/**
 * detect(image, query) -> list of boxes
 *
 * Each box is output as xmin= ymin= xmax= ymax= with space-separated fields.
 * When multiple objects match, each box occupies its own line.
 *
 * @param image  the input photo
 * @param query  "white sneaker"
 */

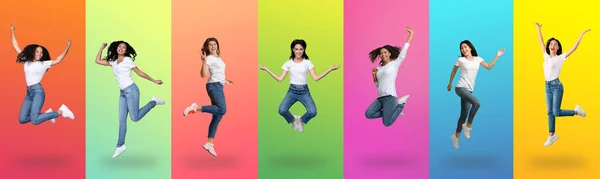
xmin=400 ymin=112 xmax=405 ymax=116
xmin=397 ymin=95 xmax=410 ymax=104
xmin=152 ymin=96 xmax=166 ymax=105
xmin=296 ymin=116 xmax=304 ymax=132
xmin=450 ymin=135 xmax=459 ymax=149
xmin=203 ymin=142 xmax=217 ymax=156
xmin=183 ymin=103 xmax=198 ymax=116
xmin=544 ymin=135 xmax=559 ymax=147
xmin=46 ymin=108 xmax=56 ymax=124
xmin=292 ymin=115 xmax=300 ymax=131
xmin=59 ymin=104 xmax=75 ymax=120
xmin=112 ymin=145 xmax=127 ymax=158
xmin=575 ymin=105 xmax=586 ymax=117
xmin=462 ymin=124 xmax=472 ymax=139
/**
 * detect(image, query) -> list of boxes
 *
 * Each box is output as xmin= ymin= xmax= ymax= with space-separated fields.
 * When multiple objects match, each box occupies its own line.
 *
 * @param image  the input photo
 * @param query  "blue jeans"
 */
xmin=200 ymin=82 xmax=227 ymax=138
xmin=18 ymin=83 xmax=59 ymax=125
xmin=278 ymin=84 xmax=317 ymax=124
xmin=365 ymin=95 xmax=405 ymax=127
xmin=117 ymin=83 xmax=157 ymax=147
xmin=545 ymin=79 xmax=575 ymax=133
xmin=455 ymin=87 xmax=480 ymax=133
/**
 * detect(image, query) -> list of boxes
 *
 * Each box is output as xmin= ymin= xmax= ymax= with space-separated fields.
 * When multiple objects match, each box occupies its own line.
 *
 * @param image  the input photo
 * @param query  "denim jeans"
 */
xmin=365 ymin=95 xmax=405 ymax=127
xmin=117 ymin=83 xmax=157 ymax=147
xmin=18 ymin=83 xmax=59 ymax=125
xmin=545 ymin=79 xmax=575 ymax=132
xmin=200 ymin=82 xmax=226 ymax=138
xmin=278 ymin=84 xmax=317 ymax=124
xmin=455 ymin=87 xmax=480 ymax=133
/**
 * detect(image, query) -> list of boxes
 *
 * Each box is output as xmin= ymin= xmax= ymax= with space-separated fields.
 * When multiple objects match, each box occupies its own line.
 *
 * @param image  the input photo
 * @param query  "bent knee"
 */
xmin=307 ymin=110 xmax=317 ymax=117
xmin=18 ymin=118 xmax=29 ymax=124
xmin=383 ymin=121 xmax=394 ymax=127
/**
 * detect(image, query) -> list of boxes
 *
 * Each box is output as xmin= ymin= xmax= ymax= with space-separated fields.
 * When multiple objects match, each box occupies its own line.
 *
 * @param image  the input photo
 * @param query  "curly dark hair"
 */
xmin=16 ymin=44 xmax=51 ymax=63
xmin=369 ymin=45 xmax=401 ymax=65
xmin=105 ymin=41 xmax=137 ymax=61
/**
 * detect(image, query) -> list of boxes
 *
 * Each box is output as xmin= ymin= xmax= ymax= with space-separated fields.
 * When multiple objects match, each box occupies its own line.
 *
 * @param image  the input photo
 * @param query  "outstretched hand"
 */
xmin=496 ymin=48 xmax=505 ymax=57
xmin=330 ymin=64 xmax=340 ymax=71
xmin=535 ymin=22 xmax=542 ymax=28
xmin=259 ymin=65 xmax=268 ymax=71
xmin=582 ymin=29 xmax=591 ymax=35
xmin=226 ymin=79 xmax=233 ymax=85
xmin=406 ymin=27 xmax=413 ymax=34
xmin=66 ymin=40 xmax=72 ymax=46
xmin=10 ymin=24 xmax=15 ymax=31
xmin=154 ymin=80 xmax=163 ymax=85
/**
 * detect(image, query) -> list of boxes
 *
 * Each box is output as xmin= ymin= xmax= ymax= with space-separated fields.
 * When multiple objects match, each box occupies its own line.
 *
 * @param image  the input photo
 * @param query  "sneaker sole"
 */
xmin=203 ymin=146 xmax=217 ymax=157
xmin=113 ymin=150 xmax=126 ymax=158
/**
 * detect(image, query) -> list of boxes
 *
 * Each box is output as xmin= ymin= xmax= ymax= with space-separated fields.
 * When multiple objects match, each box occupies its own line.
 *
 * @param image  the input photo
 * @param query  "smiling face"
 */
xmin=460 ymin=43 xmax=472 ymax=57
xmin=34 ymin=47 xmax=44 ymax=61
xmin=208 ymin=41 xmax=218 ymax=55
xmin=293 ymin=44 xmax=304 ymax=59
xmin=548 ymin=39 xmax=560 ymax=55
xmin=117 ymin=43 xmax=127 ymax=55
xmin=379 ymin=48 xmax=391 ymax=62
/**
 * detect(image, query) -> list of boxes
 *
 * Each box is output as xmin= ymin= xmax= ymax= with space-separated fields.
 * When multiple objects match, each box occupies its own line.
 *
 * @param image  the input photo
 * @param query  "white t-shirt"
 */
xmin=375 ymin=43 xmax=410 ymax=97
xmin=282 ymin=59 xmax=315 ymax=85
xmin=206 ymin=55 xmax=226 ymax=84
xmin=109 ymin=57 xmax=137 ymax=89
xmin=454 ymin=56 xmax=484 ymax=91
xmin=543 ymin=53 xmax=566 ymax=81
xmin=24 ymin=61 xmax=52 ymax=86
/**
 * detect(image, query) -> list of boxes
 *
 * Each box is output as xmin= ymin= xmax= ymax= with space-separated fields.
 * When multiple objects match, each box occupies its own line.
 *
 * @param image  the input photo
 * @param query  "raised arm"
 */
xmin=536 ymin=23 xmax=545 ymax=54
xmin=51 ymin=40 xmax=72 ymax=66
xmin=133 ymin=67 xmax=163 ymax=84
xmin=95 ymin=43 xmax=110 ymax=66
xmin=10 ymin=24 xmax=22 ymax=54
xmin=259 ymin=65 xmax=287 ymax=82
xmin=564 ymin=29 xmax=591 ymax=58
xmin=395 ymin=27 xmax=414 ymax=64
xmin=309 ymin=65 xmax=340 ymax=81
xmin=480 ymin=48 xmax=505 ymax=70
xmin=447 ymin=65 xmax=459 ymax=91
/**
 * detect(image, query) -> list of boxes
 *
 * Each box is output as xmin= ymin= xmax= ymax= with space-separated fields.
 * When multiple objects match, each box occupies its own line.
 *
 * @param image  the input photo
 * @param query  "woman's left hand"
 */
xmin=226 ymin=79 xmax=233 ymax=85
xmin=330 ymin=65 xmax=340 ymax=71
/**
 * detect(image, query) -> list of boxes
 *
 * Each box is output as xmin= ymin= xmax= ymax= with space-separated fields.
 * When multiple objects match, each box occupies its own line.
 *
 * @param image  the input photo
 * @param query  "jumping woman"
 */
xmin=447 ymin=40 xmax=505 ymax=149
xmin=365 ymin=27 xmax=414 ymax=127
xmin=183 ymin=37 xmax=233 ymax=157
xmin=259 ymin=39 xmax=340 ymax=132
xmin=535 ymin=22 xmax=590 ymax=147
xmin=95 ymin=41 xmax=166 ymax=158
xmin=11 ymin=24 xmax=75 ymax=125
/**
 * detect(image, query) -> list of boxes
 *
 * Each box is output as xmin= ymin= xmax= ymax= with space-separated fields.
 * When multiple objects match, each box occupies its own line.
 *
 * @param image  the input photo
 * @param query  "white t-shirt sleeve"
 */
xmin=393 ymin=43 xmax=411 ymax=65
xmin=454 ymin=57 xmax=461 ymax=66
xmin=477 ymin=57 xmax=484 ymax=64
xmin=558 ymin=54 xmax=567 ymax=61
xmin=42 ymin=60 xmax=52 ymax=69
xmin=124 ymin=58 xmax=137 ymax=69
xmin=305 ymin=60 xmax=315 ymax=70
xmin=281 ymin=60 xmax=291 ymax=71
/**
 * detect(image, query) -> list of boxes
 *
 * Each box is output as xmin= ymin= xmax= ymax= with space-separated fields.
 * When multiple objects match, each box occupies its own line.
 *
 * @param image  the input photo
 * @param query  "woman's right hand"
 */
xmin=535 ymin=22 xmax=542 ymax=29
xmin=200 ymin=51 xmax=206 ymax=62
xmin=259 ymin=65 xmax=268 ymax=71
xmin=101 ymin=42 xmax=107 ymax=49
xmin=372 ymin=68 xmax=378 ymax=75
xmin=10 ymin=24 xmax=15 ymax=31
xmin=447 ymin=84 xmax=452 ymax=91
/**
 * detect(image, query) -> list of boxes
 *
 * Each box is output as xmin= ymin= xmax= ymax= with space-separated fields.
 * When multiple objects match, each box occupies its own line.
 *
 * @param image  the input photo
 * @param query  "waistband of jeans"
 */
xmin=27 ymin=83 xmax=42 ymax=89
xmin=208 ymin=82 xmax=223 ymax=85
xmin=545 ymin=78 xmax=560 ymax=84
xmin=289 ymin=84 xmax=308 ymax=87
